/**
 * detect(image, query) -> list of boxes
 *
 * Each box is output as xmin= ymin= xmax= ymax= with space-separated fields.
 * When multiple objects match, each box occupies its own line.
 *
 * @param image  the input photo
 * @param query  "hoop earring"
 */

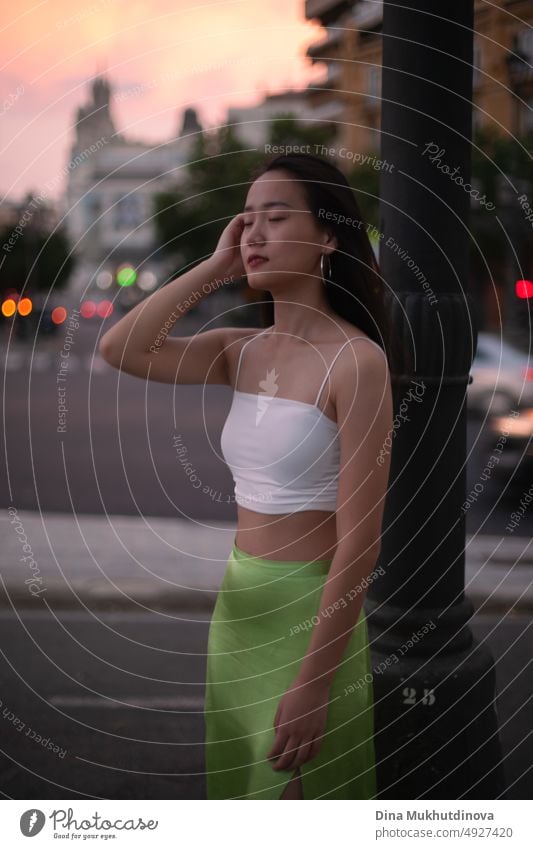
xmin=320 ymin=252 xmax=332 ymax=285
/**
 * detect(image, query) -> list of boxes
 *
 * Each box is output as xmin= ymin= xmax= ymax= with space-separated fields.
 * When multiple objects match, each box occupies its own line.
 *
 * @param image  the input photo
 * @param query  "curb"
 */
xmin=1 ymin=513 xmax=532 ymax=614
xmin=0 ymin=581 xmax=218 ymax=614
xmin=2 ymin=579 xmax=531 ymax=615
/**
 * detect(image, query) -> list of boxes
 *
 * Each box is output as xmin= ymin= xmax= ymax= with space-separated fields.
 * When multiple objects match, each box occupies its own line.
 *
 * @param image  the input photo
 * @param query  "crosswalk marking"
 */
xmin=2 ymin=351 xmax=25 ymax=370
xmin=31 ymin=351 xmax=54 ymax=371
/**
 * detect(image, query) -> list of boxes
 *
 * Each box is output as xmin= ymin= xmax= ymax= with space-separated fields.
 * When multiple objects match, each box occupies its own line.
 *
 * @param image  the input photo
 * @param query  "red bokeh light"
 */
xmin=516 ymin=279 xmax=533 ymax=299
xmin=96 ymin=300 xmax=113 ymax=318
xmin=51 ymin=307 xmax=67 ymax=324
xmin=80 ymin=300 xmax=97 ymax=318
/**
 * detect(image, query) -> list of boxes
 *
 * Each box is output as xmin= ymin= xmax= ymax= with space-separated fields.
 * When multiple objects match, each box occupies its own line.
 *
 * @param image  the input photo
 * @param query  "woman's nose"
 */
xmin=244 ymin=217 xmax=266 ymax=243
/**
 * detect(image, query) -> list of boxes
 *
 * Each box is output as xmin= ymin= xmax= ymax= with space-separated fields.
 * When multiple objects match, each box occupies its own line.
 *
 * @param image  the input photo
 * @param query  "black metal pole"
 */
xmin=367 ymin=0 xmax=506 ymax=797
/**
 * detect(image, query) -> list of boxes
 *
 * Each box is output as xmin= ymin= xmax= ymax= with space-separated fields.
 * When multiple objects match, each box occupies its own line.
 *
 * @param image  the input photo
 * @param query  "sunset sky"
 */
xmin=1 ymin=0 xmax=323 ymax=203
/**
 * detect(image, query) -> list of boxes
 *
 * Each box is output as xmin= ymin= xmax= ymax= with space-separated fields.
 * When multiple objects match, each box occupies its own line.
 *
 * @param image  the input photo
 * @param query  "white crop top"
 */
xmin=220 ymin=326 xmax=385 ymax=515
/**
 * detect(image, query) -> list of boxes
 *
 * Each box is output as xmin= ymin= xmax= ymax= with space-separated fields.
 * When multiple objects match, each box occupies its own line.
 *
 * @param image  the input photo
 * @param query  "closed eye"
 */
xmin=242 ymin=217 xmax=286 ymax=227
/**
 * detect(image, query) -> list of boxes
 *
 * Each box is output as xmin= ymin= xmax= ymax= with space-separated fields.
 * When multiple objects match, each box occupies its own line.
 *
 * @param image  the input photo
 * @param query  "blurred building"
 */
xmin=63 ymin=75 xmax=203 ymax=298
xmin=304 ymin=0 xmax=533 ymax=342
xmin=227 ymin=88 xmax=334 ymax=147
xmin=304 ymin=0 xmax=533 ymax=154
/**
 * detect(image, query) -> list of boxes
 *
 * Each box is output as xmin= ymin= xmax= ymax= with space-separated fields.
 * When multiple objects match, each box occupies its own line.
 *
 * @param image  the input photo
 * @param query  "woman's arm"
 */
xmin=99 ymin=214 xmax=246 ymax=365
xmin=294 ymin=547 xmax=380 ymax=689
xmin=99 ymin=256 xmax=228 ymax=364
xmin=267 ymin=342 xmax=392 ymax=771
xmin=295 ymin=343 xmax=393 ymax=689
xmin=266 ymin=344 xmax=393 ymax=772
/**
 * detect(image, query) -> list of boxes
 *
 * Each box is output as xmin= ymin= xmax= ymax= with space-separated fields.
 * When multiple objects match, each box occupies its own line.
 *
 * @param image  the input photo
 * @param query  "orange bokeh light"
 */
xmin=17 ymin=297 xmax=32 ymax=316
xmin=2 ymin=299 xmax=17 ymax=318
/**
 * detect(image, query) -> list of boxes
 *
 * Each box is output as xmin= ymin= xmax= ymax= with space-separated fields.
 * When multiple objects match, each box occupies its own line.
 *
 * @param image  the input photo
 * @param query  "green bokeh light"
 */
xmin=117 ymin=266 xmax=137 ymax=287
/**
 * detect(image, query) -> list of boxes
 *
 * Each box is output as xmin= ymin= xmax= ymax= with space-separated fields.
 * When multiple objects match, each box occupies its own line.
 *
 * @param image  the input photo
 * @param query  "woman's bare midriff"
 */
xmin=234 ymin=505 xmax=338 ymax=562
xmin=228 ymin=320 xmax=366 ymax=564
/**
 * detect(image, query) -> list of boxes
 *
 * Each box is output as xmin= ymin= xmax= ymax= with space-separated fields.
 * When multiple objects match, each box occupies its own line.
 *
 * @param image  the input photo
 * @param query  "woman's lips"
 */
xmin=248 ymin=257 xmax=268 ymax=268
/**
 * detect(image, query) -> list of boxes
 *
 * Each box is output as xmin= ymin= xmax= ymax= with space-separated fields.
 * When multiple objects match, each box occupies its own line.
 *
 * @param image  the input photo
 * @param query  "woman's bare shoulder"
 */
xmin=223 ymin=325 xmax=270 ymax=349
xmin=223 ymin=325 xmax=270 ymax=368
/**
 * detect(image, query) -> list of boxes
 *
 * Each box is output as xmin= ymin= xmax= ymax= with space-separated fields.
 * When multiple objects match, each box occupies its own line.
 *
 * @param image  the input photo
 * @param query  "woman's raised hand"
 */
xmin=210 ymin=214 xmax=247 ymax=280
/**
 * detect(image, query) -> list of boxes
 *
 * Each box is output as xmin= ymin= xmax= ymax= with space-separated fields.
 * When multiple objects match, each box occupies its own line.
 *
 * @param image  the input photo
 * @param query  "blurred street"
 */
xmin=0 ymin=504 xmax=532 ymax=799
xmin=1 ymin=311 xmax=237 ymax=519
xmin=2 ymin=309 xmax=533 ymax=800
xmin=2 ymin=312 xmax=532 ymax=533
xmin=0 ymin=605 xmax=530 ymax=800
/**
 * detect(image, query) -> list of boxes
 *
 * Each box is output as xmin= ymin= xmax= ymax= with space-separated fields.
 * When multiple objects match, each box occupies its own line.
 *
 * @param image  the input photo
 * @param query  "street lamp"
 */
xmin=371 ymin=0 xmax=505 ymax=798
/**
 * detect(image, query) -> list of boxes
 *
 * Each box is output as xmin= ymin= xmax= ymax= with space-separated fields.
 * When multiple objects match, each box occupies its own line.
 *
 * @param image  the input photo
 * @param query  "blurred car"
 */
xmin=488 ymin=406 xmax=533 ymax=483
xmin=468 ymin=333 xmax=533 ymax=417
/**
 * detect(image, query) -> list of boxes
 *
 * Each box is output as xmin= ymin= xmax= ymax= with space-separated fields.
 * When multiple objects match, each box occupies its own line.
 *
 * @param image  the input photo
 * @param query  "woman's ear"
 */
xmin=323 ymin=228 xmax=338 ymax=254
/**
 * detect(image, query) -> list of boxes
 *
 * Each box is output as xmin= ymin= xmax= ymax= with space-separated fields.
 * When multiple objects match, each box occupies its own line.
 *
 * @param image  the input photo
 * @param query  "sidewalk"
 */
xmin=1 ymin=511 xmax=532 ymax=612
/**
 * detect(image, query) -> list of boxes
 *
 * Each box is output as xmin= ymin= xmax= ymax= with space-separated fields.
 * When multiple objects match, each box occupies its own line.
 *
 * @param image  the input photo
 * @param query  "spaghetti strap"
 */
xmin=314 ymin=336 xmax=385 ymax=407
xmin=234 ymin=326 xmax=272 ymax=391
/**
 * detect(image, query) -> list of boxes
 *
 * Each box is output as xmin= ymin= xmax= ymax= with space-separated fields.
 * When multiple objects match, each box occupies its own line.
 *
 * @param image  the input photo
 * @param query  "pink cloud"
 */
xmin=1 ymin=0 xmax=323 ymax=201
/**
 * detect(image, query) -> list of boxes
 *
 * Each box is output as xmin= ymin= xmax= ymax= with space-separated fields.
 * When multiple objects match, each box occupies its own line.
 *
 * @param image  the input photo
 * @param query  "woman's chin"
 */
xmin=245 ymin=270 xmax=269 ymax=286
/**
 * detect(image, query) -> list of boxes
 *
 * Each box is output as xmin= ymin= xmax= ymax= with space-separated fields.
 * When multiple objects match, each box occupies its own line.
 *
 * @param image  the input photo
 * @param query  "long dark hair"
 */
xmin=250 ymin=153 xmax=395 ymax=371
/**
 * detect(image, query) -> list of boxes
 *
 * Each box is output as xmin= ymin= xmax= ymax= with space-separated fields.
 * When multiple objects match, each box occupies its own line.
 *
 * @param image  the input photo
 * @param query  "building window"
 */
xmin=521 ymin=96 xmax=533 ymax=133
xmin=84 ymin=193 xmax=100 ymax=227
xmin=516 ymin=27 xmax=533 ymax=61
xmin=351 ymin=0 xmax=383 ymax=29
xmin=508 ymin=29 xmax=533 ymax=135
xmin=366 ymin=65 xmax=382 ymax=101
xmin=113 ymin=195 xmax=142 ymax=230
xmin=323 ymin=60 xmax=340 ymax=87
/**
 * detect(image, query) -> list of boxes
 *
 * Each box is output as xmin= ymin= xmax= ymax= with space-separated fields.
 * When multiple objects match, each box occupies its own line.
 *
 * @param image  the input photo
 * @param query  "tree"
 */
xmin=268 ymin=114 xmax=336 ymax=151
xmin=0 ymin=218 xmax=74 ymax=299
xmin=346 ymin=160 xmax=380 ymax=228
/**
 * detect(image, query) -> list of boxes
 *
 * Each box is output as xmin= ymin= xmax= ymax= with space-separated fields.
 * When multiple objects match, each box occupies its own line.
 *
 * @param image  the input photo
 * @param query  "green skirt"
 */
xmin=205 ymin=542 xmax=377 ymax=799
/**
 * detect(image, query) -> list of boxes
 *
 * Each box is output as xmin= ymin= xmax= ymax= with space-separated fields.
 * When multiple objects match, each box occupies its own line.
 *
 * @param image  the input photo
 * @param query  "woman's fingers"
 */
xmin=266 ymin=727 xmax=287 ymax=762
xmin=307 ymin=734 xmax=324 ymax=764
xmin=270 ymin=734 xmax=301 ymax=772
xmin=290 ymin=740 xmax=314 ymax=770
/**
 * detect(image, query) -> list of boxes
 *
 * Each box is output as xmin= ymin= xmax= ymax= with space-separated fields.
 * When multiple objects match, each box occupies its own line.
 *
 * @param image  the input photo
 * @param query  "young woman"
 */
xmin=99 ymin=152 xmax=394 ymax=800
